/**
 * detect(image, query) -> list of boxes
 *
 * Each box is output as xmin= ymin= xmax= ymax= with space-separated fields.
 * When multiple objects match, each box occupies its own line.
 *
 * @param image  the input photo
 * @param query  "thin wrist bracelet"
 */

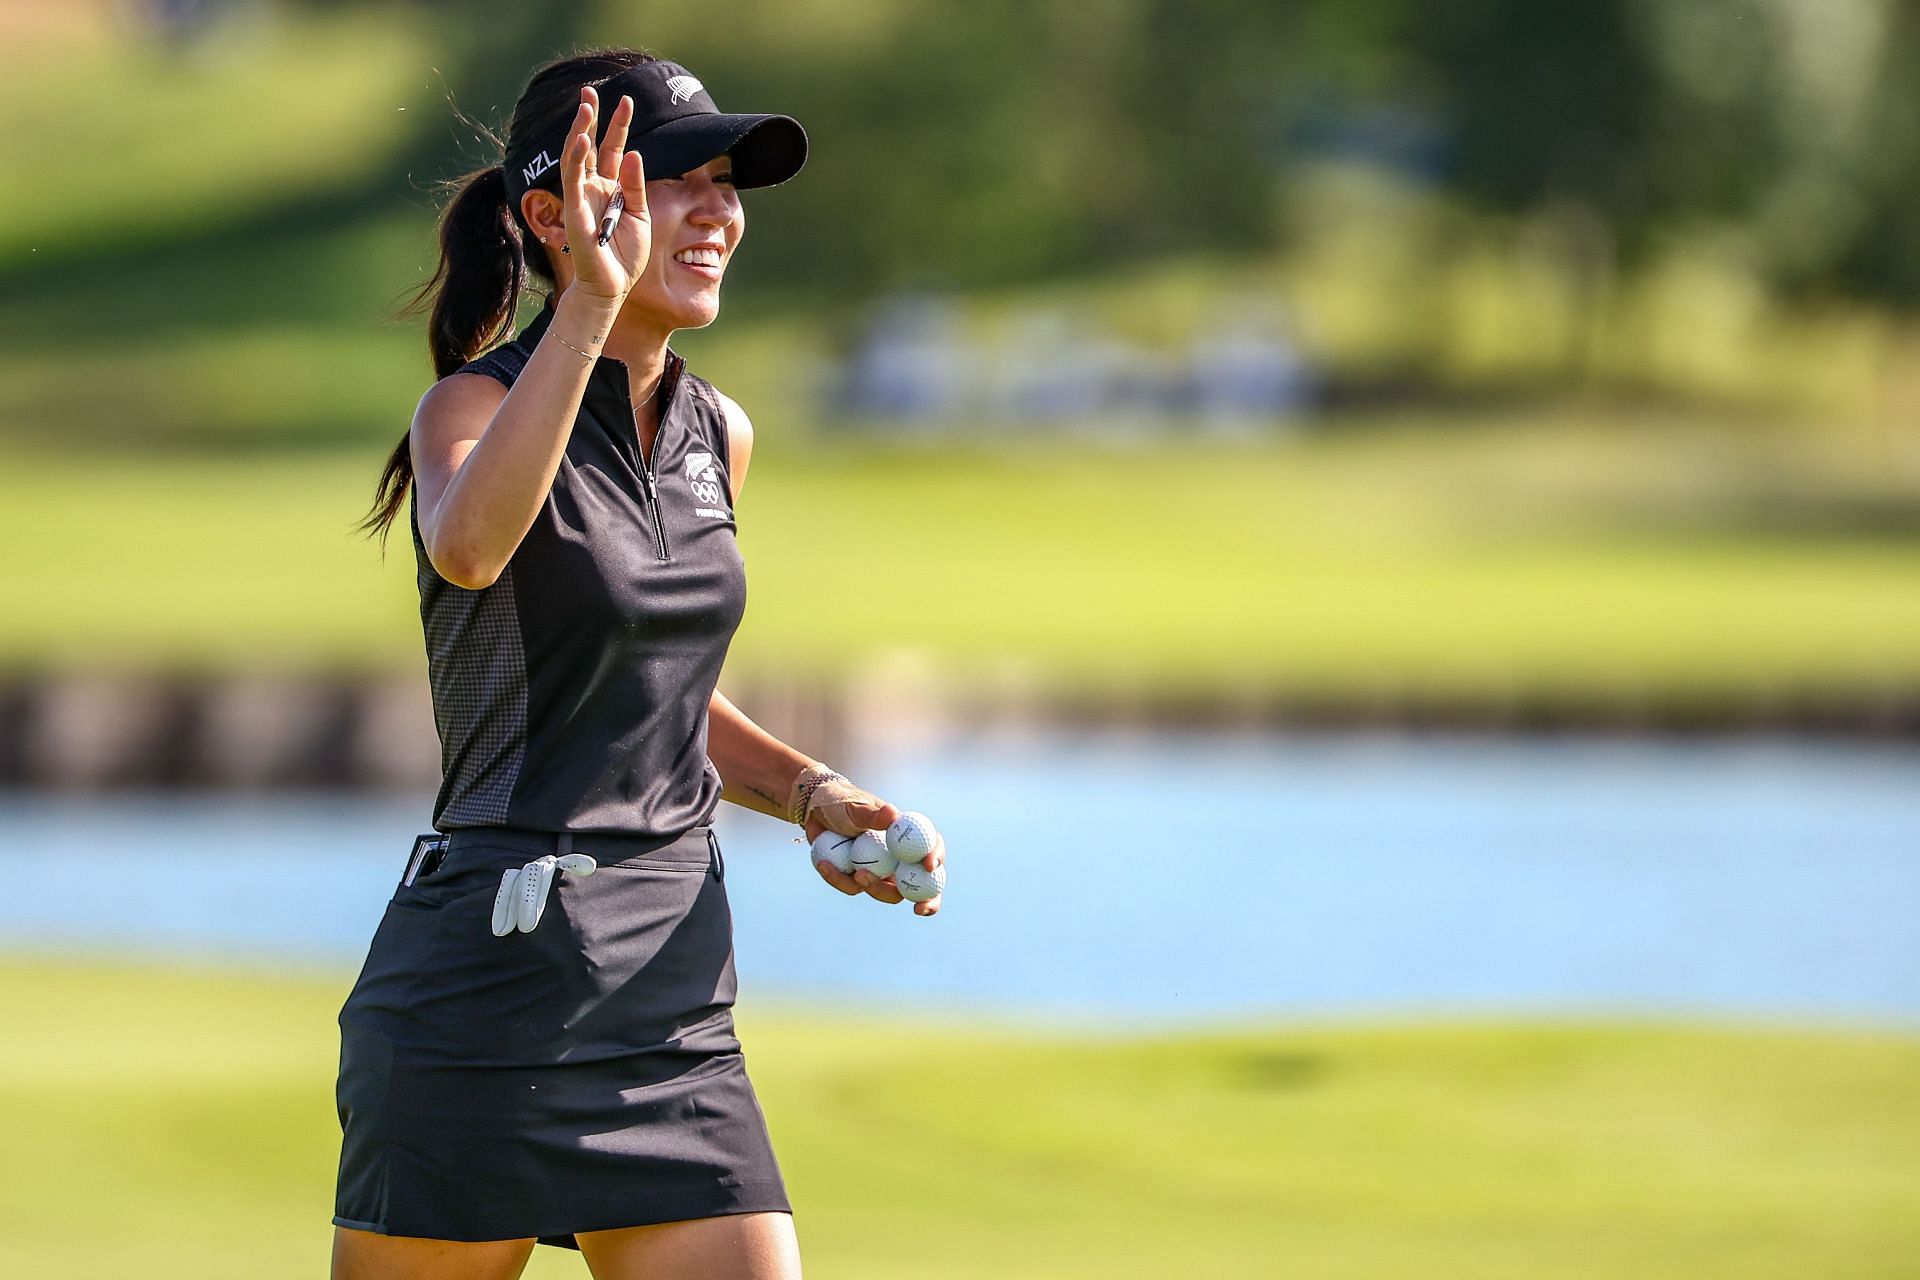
xmin=551 ymin=329 xmax=601 ymax=363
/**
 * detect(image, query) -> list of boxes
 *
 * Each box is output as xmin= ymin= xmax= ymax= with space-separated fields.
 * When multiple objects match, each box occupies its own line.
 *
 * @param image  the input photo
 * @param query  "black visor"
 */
xmin=504 ymin=60 xmax=807 ymax=212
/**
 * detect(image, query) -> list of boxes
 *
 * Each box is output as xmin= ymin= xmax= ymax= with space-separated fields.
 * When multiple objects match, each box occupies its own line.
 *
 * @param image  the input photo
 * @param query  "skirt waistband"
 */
xmin=445 ymin=825 xmax=717 ymax=866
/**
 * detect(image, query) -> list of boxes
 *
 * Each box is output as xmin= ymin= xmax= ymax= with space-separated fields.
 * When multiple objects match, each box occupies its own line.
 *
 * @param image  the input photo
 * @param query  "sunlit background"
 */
xmin=3 ymin=1 xmax=1917 ymax=1276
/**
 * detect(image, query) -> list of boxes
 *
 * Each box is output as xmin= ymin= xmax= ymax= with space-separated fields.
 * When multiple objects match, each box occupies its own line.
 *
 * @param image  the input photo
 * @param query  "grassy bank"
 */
xmin=2 ymin=959 xmax=1916 ymax=1277
xmin=4 ymin=415 xmax=1918 ymax=715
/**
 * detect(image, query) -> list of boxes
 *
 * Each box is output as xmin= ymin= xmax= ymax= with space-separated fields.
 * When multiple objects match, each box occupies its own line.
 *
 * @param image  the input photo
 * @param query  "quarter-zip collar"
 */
xmin=516 ymin=296 xmax=687 ymax=471
xmin=516 ymin=296 xmax=685 ymax=563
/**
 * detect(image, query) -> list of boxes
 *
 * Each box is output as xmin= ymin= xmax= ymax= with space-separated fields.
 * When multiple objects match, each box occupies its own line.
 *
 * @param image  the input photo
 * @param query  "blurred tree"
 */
xmin=0 ymin=0 xmax=590 ymax=306
xmin=1406 ymin=0 xmax=1657 ymax=240
xmin=17 ymin=0 xmax=1920 ymax=320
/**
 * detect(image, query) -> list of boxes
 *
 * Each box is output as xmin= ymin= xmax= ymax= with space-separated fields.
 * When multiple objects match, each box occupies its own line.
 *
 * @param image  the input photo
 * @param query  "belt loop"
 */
xmin=706 ymin=828 xmax=724 ymax=881
xmin=557 ymin=832 xmax=574 ymax=858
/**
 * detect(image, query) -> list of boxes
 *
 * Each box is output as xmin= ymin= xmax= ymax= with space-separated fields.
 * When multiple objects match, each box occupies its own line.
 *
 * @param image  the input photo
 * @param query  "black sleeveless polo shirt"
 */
xmin=410 ymin=297 xmax=746 ymax=837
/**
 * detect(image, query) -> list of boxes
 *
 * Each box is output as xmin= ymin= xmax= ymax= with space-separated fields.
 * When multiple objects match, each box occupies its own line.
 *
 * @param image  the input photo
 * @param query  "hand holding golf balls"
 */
xmin=809 ymin=810 xmax=946 ymax=916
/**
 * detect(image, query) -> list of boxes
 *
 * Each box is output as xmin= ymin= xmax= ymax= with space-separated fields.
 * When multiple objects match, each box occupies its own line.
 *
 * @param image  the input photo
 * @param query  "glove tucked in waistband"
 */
xmin=490 ymin=853 xmax=598 ymax=936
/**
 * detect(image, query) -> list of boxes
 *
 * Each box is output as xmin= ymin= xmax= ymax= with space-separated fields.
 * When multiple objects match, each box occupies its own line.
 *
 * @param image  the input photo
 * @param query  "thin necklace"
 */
xmin=632 ymin=380 xmax=664 ymax=470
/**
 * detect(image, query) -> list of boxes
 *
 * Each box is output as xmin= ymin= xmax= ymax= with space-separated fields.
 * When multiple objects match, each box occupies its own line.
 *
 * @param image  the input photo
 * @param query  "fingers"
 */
xmin=518 ymin=856 xmax=556 ymax=933
xmin=561 ymin=88 xmax=603 ymax=230
xmin=852 ymin=869 xmax=905 ymax=904
xmin=805 ymin=794 xmax=943 ymax=912
xmin=556 ymin=87 xmax=647 ymax=263
xmin=491 ymin=868 xmax=522 ymax=936
xmin=598 ymin=94 xmax=634 ymax=178
xmin=564 ymin=94 xmax=597 ymax=187
xmin=619 ymin=148 xmax=649 ymax=220
xmin=914 ymin=831 xmax=947 ymax=872
xmin=576 ymin=86 xmax=600 ymax=178
xmin=814 ymin=861 xmax=862 ymax=896
xmin=816 ymin=798 xmax=898 ymax=838
xmin=561 ymin=117 xmax=596 ymax=236
xmin=819 ymin=859 xmax=911 ymax=906
xmin=820 ymin=864 xmax=929 ymax=911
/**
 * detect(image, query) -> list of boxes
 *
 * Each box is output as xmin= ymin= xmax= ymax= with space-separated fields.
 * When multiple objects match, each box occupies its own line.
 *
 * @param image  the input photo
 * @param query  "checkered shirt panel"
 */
xmin=411 ymin=501 xmax=528 ymax=828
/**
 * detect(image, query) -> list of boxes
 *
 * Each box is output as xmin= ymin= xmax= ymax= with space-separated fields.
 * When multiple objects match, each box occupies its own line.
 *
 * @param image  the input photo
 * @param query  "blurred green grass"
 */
xmin=4 ymin=959 xmax=1916 ymax=1278
xmin=0 ymin=6 xmax=431 ymax=256
xmin=3 ymin=418 xmax=1917 ymax=709
xmin=4 ymin=3 xmax=1918 ymax=713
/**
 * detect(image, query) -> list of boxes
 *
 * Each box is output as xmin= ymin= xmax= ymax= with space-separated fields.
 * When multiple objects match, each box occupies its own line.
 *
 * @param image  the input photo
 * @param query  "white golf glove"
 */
xmin=490 ymin=852 xmax=598 ymax=936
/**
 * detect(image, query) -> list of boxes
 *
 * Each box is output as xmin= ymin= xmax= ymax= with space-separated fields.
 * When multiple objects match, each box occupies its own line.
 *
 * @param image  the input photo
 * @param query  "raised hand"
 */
xmin=560 ymin=85 xmax=651 ymax=301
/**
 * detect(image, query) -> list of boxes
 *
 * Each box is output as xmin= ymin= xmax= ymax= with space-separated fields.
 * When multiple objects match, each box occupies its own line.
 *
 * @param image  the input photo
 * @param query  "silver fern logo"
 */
xmin=685 ymin=450 xmax=726 ymax=515
xmin=666 ymin=75 xmax=704 ymax=105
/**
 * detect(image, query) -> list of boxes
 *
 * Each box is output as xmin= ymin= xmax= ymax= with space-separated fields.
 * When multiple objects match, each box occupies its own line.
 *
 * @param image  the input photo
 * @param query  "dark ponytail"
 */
xmin=423 ymin=165 xmax=528 ymax=379
xmin=359 ymin=163 xmax=533 ymax=544
xmin=359 ymin=46 xmax=659 ymax=547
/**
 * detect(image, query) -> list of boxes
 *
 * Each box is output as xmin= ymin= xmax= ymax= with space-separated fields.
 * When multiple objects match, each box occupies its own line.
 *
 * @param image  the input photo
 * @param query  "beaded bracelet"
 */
xmin=788 ymin=763 xmax=849 ymax=826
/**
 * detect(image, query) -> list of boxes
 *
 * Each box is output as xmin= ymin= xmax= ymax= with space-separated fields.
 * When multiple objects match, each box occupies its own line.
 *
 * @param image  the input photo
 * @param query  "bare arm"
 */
xmin=707 ymin=688 xmax=928 ymax=912
xmin=412 ymin=291 xmax=619 ymax=587
xmin=413 ymin=87 xmax=651 ymax=588
xmin=701 ymin=392 xmax=936 ymax=913
xmin=709 ymin=688 xmax=814 ymax=820
xmin=714 ymin=386 xmax=754 ymax=506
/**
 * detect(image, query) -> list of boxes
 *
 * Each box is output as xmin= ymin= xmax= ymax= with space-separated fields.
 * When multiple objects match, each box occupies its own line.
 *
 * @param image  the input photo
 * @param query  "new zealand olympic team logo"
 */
xmin=685 ymin=451 xmax=726 ymax=513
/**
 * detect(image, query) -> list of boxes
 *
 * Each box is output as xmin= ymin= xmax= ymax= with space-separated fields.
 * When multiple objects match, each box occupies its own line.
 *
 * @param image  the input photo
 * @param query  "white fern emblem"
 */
xmin=666 ymin=75 xmax=704 ymax=105
xmin=685 ymin=450 xmax=724 ymax=508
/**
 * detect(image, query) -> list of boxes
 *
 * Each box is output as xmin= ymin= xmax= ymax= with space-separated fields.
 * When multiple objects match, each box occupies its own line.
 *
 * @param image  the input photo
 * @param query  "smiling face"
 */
xmin=622 ymin=154 xmax=743 ymax=334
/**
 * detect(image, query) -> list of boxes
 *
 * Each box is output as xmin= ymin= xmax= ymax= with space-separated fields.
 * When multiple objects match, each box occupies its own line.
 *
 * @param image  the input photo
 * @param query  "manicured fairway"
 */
xmin=3 ymin=958 xmax=1916 ymax=1278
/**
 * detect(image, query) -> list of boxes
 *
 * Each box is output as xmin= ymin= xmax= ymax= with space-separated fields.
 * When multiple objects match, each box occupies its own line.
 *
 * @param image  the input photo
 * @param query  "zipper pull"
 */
xmin=636 ymin=459 xmax=672 ymax=561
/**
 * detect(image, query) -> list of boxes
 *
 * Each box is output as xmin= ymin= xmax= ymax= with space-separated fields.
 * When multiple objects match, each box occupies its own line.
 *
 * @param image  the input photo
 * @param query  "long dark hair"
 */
xmin=359 ymin=48 xmax=660 ymax=545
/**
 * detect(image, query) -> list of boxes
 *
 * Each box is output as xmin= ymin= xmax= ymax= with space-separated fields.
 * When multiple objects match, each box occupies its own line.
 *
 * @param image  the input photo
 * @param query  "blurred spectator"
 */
xmin=121 ymin=0 xmax=239 ymax=44
xmin=1185 ymin=309 xmax=1314 ymax=433
xmin=837 ymin=295 xmax=971 ymax=427
xmin=838 ymin=294 xmax=1317 ymax=433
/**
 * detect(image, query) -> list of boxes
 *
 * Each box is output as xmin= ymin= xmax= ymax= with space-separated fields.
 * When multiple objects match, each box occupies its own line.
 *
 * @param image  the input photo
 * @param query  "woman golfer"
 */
xmin=337 ymin=48 xmax=942 ymax=1279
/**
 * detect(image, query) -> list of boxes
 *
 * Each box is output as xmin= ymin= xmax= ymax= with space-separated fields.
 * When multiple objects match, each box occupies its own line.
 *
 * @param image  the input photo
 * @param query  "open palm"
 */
xmin=560 ymin=84 xmax=652 ymax=300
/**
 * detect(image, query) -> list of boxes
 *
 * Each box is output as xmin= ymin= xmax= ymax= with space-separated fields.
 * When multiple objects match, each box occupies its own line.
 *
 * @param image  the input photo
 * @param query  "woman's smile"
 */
xmin=671 ymin=242 xmax=727 ymax=280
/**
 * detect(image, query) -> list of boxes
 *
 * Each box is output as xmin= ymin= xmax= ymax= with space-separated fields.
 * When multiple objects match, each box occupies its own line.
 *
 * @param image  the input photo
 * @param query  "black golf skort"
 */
xmin=333 ymin=824 xmax=790 ymax=1250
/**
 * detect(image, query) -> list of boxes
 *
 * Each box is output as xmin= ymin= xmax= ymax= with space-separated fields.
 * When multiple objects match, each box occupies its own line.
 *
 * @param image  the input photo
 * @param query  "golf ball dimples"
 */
xmin=885 ymin=811 xmax=939 ymax=862
xmin=847 ymin=830 xmax=897 ymax=879
xmin=894 ymin=859 xmax=946 ymax=902
xmin=810 ymin=831 xmax=858 ymax=875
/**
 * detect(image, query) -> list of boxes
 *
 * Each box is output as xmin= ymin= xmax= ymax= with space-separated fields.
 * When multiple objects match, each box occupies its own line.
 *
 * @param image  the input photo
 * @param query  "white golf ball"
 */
xmin=894 ymin=859 xmax=947 ymax=903
xmin=809 ymin=831 xmax=858 ymax=875
xmin=885 ymin=811 xmax=939 ymax=862
xmin=847 ymin=830 xmax=897 ymax=879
